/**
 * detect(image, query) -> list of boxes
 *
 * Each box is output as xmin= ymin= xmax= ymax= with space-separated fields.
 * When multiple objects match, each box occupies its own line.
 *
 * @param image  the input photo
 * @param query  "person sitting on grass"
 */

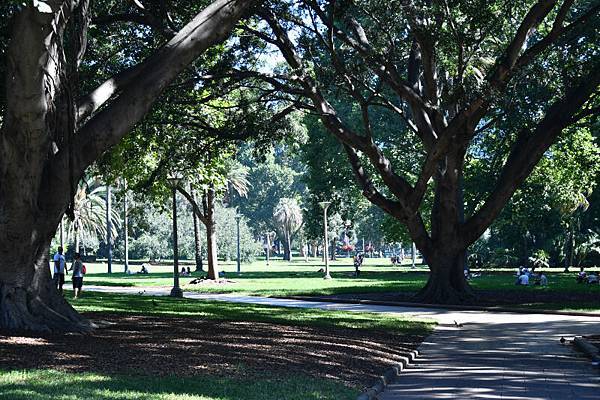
xmin=577 ymin=271 xmax=587 ymax=283
xmin=587 ymin=273 xmax=599 ymax=285
xmin=139 ymin=264 xmax=149 ymax=274
xmin=517 ymin=273 xmax=529 ymax=286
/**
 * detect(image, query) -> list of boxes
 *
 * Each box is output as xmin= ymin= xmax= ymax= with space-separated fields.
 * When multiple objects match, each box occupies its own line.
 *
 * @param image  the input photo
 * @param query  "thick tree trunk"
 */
xmin=0 ymin=202 xmax=94 ymax=332
xmin=205 ymin=189 xmax=219 ymax=280
xmin=414 ymin=249 xmax=474 ymax=304
xmin=0 ymin=0 xmax=255 ymax=333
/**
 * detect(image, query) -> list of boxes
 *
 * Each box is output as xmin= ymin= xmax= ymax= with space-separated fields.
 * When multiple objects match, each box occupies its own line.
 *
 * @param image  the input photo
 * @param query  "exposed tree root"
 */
xmin=0 ymin=283 xmax=95 ymax=333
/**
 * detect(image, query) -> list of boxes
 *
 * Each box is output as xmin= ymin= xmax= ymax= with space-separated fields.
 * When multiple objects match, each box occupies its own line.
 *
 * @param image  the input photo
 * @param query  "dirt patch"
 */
xmin=0 ymin=313 xmax=425 ymax=390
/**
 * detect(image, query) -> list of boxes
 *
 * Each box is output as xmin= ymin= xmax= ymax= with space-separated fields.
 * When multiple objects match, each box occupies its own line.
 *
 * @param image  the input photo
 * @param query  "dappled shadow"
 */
xmin=380 ymin=317 xmax=600 ymax=399
xmin=0 ymin=370 xmax=354 ymax=400
xmin=0 ymin=312 xmax=425 ymax=391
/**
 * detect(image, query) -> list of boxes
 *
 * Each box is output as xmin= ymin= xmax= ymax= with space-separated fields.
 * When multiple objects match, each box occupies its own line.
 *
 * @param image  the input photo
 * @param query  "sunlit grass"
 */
xmin=70 ymin=291 xmax=434 ymax=335
xmin=0 ymin=369 xmax=358 ymax=400
xmin=78 ymin=258 xmax=600 ymax=311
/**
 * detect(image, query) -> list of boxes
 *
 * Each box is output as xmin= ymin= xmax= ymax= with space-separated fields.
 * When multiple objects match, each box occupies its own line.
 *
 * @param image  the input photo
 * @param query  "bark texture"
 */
xmin=0 ymin=0 xmax=256 ymax=332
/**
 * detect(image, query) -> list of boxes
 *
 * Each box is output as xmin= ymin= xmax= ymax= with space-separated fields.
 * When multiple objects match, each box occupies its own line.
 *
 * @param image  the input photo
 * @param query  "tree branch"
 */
xmin=461 ymin=63 xmax=600 ymax=247
xmin=70 ymin=0 xmax=259 ymax=177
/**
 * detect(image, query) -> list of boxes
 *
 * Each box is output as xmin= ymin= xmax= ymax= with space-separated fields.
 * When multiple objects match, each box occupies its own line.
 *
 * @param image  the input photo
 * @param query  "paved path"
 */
xmin=86 ymin=286 xmax=600 ymax=399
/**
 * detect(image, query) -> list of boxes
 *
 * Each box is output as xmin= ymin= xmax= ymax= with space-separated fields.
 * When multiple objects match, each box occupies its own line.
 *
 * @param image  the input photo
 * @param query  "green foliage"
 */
xmin=230 ymin=146 xmax=306 ymax=235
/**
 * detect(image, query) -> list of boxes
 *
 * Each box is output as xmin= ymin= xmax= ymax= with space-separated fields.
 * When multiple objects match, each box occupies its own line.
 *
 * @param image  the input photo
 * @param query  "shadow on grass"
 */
xmin=72 ymin=291 xmax=433 ymax=335
xmin=0 ymin=370 xmax=357 ymax=400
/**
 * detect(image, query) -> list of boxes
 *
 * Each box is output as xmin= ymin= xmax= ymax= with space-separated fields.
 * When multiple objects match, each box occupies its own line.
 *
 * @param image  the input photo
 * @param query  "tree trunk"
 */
xmin=282 ymin=231 xmax=292 ymax=261
xmin=205 ymin=189 xmax=219 ymax=280
xmin=414 ymin=249 xmax=474 ymax=304
xmin=414 ymin=150 xmax=475 ymax=304
xmin=0 ymin=201 xmax=93 ymax=332
xmin=0 ymin=0 xmax=255 ymax=333
xmin=191 ymin=188 xmax=203 ymax=272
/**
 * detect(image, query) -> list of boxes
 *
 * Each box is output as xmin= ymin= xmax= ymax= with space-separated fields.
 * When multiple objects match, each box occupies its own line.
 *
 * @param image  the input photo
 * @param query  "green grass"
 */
xmin=0 ymin=292 xmax=433 ymax=400
xmin=80 ymin=258 xmax=600 ymax=311
xmin=70 ymin=290 xmax=434 ymax=335
xmin=0 ymin=369 xmax=357 ymax=400
xmin=83 ymin=258 xmax=429 ymax=296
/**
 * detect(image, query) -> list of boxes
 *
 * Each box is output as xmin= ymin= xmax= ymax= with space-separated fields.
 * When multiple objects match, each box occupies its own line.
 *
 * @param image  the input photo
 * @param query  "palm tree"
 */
xmin=64 ymin=179 xmax=120 ymax=255
xmin=273 ymin=198 xmax=303 ymax=261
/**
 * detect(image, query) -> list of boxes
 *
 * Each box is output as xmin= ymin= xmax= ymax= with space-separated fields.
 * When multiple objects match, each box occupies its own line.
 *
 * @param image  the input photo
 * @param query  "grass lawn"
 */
xmin=0 ymin=291 xmax=433 ymax=400
xmin=0 ymin=370 xmax=357 ymax=400
xmin=72 ymin=290 xmax=433 ymax=334
xmin=79 ymin=258 xmax=600 ymax=312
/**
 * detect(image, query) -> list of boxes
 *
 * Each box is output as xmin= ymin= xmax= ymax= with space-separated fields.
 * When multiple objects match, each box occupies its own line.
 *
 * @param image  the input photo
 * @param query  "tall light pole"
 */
xmin=167 ymin=173 xmax=183 ymax=298
xmin=318 ymin=201 xmax=332 ymax=279
xmin=123 ymin=181 xmax=129 ymax=274
xmin=235 ymin=214 xmax=242 ymax=275
xmin=106 ymin=184 xmax=112 ymax=274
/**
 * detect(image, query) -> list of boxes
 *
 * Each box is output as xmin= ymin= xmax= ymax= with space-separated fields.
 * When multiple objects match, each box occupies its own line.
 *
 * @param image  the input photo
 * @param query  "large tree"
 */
xmin=246 ymin=0 xmax=600 ymax=302
xmin=0 ymin=0 xmax=257 ymax=332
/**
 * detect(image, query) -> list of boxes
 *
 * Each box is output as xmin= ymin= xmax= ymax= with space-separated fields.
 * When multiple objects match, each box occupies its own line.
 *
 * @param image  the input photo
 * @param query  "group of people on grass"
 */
xmin=52 ymin=246 xmax=85 ymax=298
xmin=180 ymin=266 xmax=193 ymax=276
xmin=576 ymin=270 xmax=599 ymax=284
xmin=515 ymin=266 xmax=547 ymax=286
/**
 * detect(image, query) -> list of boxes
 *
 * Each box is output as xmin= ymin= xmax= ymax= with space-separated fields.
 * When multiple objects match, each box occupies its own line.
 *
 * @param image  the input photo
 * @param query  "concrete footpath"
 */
xmin=86 ymin=286 xmax=600 ymax=399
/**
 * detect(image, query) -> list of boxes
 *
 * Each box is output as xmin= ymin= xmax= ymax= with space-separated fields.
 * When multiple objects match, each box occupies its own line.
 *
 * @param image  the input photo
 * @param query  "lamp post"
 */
xmin=167 ymin=172 xmax=183 ymax=298
xmin=318 ymin=201 xmax=332 ymax=279
xmin=123 ymin=180 xmax=129 ymax=274
xmin=106 ymin=184 xmax=112 ymax=274
xmin=235 ymin=214 xmax=242 ymax=275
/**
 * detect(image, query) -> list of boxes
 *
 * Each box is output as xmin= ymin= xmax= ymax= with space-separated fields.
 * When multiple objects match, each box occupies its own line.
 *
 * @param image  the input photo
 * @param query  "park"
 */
xmin=0 ymin=1 xmax=599 ymax=399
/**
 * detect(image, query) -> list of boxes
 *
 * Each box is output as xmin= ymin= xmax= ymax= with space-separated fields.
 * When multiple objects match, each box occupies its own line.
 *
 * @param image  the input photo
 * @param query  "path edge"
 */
xmin=573 ymin=336 xmax=600 ymax=365
xmin=356 ymin=348 xmax=419 ymax=400
xmin=278 ymin=295 xmax=600 ymax=318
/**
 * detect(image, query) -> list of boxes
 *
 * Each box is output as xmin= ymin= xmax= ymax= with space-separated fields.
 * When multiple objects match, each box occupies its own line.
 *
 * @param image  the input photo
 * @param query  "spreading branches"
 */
xmin=462 ymin=63 xmax=600 ymax=247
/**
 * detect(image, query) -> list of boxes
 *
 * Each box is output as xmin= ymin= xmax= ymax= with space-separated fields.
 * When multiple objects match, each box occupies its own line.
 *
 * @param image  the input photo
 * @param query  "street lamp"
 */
xmin=167 ymin=172 xmax=184 ymax=298
xmin=318 ymin=201 xmax=332 ymax=279
xmin=235 ymin=213 xmax=242 ymax=275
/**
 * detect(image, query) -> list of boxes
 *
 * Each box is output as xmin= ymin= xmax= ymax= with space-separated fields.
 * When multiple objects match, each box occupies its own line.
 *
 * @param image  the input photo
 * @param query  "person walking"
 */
xmin=53 ymin=246 xmax=67 ymax=295
xmin=70 ymin=253 xmax=84 ymax=298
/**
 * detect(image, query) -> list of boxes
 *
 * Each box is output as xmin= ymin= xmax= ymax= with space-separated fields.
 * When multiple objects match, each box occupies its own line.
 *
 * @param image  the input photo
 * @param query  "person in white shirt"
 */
xmin=53 ymin=246 xmax=67 ymax=294
xmin=539 ymin=273 xmax=548 ymax=286
xmin=518 ymin=273 xmax=529 ymax=286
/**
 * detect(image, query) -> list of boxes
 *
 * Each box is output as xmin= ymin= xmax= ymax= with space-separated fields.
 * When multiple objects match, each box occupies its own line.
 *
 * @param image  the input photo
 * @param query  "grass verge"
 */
xmin=0 ymin=369 xmax=357 ymax=400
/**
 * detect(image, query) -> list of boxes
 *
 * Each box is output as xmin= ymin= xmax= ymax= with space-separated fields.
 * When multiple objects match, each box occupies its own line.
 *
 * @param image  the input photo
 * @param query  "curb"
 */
xmin=357 ymin=349 xmax=419 ymax=400
xmin=573 ymin=336 xmax=600 ymax=366
xmin=277 ymin=295 xmax=600 ymax=318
